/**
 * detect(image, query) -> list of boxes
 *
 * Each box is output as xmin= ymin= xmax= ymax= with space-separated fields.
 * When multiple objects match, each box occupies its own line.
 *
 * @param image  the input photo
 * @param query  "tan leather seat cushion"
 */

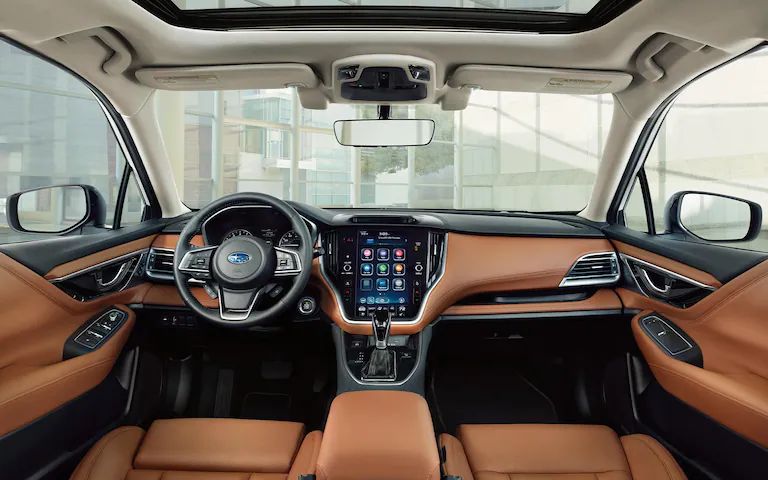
xmin=440 ymin=424 xmax=687 ymax=480
xmin=70 ymin=419 xmax=322 ymax=480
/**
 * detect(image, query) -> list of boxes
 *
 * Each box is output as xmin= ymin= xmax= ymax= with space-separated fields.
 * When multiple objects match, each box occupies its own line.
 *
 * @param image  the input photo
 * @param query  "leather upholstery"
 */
xmin=440 ymin=424 xmax=686 ymax=480
xmin=316 ymin=390 xmax=441 ymax=480
xmin=70 ymin=419 xmax=320 ymax=480
xmin=618 ymin=257 xmax=768 ymax=447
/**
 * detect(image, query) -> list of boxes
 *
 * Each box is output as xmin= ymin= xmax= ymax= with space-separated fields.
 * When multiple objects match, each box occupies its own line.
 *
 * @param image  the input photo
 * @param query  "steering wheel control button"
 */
xmin=298 ymin=296 xmax=317 ymax=315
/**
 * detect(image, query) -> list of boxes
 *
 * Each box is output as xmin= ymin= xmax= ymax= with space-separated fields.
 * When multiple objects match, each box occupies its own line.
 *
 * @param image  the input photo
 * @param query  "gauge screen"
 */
xmin=223 ymin=228 xmax=252 ymax=241
xmin=278 ymin=230 xmax=301 ymax=248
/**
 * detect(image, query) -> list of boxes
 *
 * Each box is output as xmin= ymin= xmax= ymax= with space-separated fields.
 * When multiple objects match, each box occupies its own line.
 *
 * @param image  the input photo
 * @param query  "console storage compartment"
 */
xmin=316 ymin=390 xmax=440 ymax=480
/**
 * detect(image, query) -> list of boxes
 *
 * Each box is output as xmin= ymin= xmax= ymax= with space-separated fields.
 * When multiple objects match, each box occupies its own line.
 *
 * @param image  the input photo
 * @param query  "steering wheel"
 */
xmin=173 ymin=193 xmax=313 ymax=328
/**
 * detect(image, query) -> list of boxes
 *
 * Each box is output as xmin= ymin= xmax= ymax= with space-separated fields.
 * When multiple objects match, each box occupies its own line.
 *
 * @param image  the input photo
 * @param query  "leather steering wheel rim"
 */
xmin=173 ymin=192 xmax=313 ymax=328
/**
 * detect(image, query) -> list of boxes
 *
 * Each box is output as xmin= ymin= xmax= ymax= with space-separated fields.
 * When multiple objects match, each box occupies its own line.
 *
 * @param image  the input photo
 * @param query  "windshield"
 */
xmin=157 ymin=89 xmax=612 ymax=212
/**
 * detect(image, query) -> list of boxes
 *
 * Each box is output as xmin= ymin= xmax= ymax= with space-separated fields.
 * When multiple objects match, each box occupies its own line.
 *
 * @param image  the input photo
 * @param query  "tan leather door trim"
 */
xmin=0 ymin=254 xmax=141 ymax=436
xmin=45 ymin=235 xmax=157 ymax=280
xmin=441 ymin=288 xmax=621 ymax=316
xmin=312 ymin=232 xmax=615 ymax=335
xmin=620 ymin=256 xmax=768 ymax=447
xmin=143 ymin=284 xmax=219 ymax=308
xmin=612 ymin=241 xmax=721 ymax=288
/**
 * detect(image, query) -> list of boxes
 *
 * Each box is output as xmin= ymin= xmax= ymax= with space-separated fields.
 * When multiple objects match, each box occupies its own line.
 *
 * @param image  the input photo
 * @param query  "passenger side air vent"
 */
xmin=559 ymin=252 xmax=620 ymax=288
xmin=427 ymin=231 xmax=446 ymax=287
xmin=147 ymin=248 xmax=174 ymax=274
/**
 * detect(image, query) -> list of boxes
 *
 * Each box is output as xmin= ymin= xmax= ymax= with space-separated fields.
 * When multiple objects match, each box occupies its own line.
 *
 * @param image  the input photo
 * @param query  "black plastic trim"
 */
xmin=438 ymin=309 xmax=624 ymax=321
xmin=130 ymin=0 xmax=642 ymax=33
xmin=604 ymin=224 xmax=768 ymax=284
xmin=64 ymin=307 xmax=129 ymax=360
xmin=0 ymin=34 xmax=162 ymax=221
xmin=0 ymin=219 xmax=168 ymax=276
xmin=637 ymin=313 xmax=702 ymax=367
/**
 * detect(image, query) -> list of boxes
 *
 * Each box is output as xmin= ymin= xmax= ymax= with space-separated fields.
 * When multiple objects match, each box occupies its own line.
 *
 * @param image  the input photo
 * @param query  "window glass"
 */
xmin=624 ymin=178 xmax=648 ymax=233
xmin=0 ymin=41 xmax=130 ymax=244
xmin=121 ymin=173 xmax=146 ymax=227
xmin=158 ymin=88 xmax=613 ymax=212
xmin=642 ymin=51 xmax=768 ymax=251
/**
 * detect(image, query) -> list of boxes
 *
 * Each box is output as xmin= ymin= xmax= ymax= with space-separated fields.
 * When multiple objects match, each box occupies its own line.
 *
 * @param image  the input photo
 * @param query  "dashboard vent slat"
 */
xmin=427 ymin=231 xmax=446 ymax=287
xmin=147 ymin=248 xmax=174 ymax=274
xmin=559 ymin=252 xmax=620 ymax=288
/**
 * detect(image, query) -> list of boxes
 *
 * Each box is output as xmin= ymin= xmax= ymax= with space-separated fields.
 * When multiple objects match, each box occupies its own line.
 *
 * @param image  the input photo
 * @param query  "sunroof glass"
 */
xmin=174 ymin=0 xmax=601 ymax=15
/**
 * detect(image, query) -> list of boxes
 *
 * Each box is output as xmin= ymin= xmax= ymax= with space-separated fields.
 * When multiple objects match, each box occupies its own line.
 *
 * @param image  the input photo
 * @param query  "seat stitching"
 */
xmin=0 ymin=357 xmax=116 ymax=407
xmin=630 ymin=436 xmax=684 ymax=480
xmin=473 ymin=469 xmax=626 ymax=475
xmin=79 ymin=428 xmax=137 ymax=480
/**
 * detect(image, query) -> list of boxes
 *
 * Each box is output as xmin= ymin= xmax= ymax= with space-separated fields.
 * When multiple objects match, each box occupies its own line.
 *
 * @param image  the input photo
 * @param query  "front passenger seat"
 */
xmin=70 ymin=418 xmax=322 ymax=479
xmin=440 ymin=424 xmax=687 ymax=480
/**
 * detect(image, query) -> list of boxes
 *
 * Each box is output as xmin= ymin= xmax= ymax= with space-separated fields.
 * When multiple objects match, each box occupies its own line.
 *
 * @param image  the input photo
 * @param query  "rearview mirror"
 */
xmin=664 ymin=191 xmax=762 ymax=242
xmin=7 ymin=184 xmax=106 ymax=234
xmin=333 ymin=119 xmax=435 ymax=147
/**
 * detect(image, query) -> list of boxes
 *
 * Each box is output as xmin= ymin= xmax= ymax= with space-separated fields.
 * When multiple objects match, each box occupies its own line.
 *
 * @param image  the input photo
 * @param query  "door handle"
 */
xmin=94 ymin=259 xmax=134 ymax=291
xmin=637 ymin=268 xmax=672 ymax=297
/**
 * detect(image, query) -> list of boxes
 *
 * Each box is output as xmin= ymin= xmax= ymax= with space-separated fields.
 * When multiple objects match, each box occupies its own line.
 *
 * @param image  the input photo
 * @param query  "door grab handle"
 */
xmin=637 ymin=268 xmax=672 ymax=296
xmin=96 ymin=261 xmax=132 ymax=290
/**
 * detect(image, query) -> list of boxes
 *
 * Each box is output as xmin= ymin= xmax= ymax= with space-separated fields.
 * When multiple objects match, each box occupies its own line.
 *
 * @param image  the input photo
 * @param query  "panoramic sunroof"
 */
xmin=136 ymin=0 xmax=641 ymax=32
xmin=174 ymin=0 xmax=600 ymax=15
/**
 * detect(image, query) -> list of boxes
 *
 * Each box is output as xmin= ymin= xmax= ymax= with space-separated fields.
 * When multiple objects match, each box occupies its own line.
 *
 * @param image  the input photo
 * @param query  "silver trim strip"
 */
xmin=178 ymin=245 xmax=218 ymax=275
xmin=317 ymin=231 xmax=448 ymax=326
xmin=217 ymin=285 xmax=266 ymax=321
xmin=559 ymin=251 xmax=620 ymax=288
xmin=48 ymin=249 xmax=148 ymax=283
xmin=620 ymin=254 xmax=717 ymax=292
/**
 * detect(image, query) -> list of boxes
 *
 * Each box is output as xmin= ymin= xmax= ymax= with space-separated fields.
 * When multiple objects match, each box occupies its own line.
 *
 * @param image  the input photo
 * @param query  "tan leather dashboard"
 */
xmin=313 ymin=232 xmax=615 ymax=335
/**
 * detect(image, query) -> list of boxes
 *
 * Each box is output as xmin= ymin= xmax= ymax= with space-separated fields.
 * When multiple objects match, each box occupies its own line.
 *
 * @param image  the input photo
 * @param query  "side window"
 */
xmin=624 ymin=50 xmax=768 ymax=252
xmin=120 ymin=173 xmax=146 ymax=227
xmin=0 ymin=40 xmax=143 ymax=244
xmin=623 ymin=177 xmax=650 ymax=233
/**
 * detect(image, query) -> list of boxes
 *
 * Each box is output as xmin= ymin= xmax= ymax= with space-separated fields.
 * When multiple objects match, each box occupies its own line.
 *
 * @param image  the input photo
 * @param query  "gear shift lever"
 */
xmin=361 ymin=309 xmax=396 ymax=381
xmin=372 ymin=309 xmax=391 ymax=350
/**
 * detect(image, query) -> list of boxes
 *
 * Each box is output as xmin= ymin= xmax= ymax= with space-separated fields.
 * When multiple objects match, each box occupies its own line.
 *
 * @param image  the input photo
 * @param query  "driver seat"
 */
xmin=70 ymin=418 xmax=322 ymax=480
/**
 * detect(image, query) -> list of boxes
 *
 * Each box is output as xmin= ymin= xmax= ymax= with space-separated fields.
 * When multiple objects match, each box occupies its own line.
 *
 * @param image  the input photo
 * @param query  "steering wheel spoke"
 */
xmin=178 ymin=245 xmax=217 ymax=281
xmin=274 ymin=247 xmax=302 ymax=277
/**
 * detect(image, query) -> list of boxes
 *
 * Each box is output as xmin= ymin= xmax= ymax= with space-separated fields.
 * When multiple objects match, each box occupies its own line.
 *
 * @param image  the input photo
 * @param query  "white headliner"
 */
xmin=1 ymin=0 xmax=767 ymax=220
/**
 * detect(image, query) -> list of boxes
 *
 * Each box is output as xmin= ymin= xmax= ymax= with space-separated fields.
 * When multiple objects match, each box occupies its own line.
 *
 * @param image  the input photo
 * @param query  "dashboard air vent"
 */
xmin=349 ymin=215 xmax=418 ymax=224
xmin=427 ymin=231 xmax=446 ymax=286
xmin=559 ymin=252 xmax=620 ymax=288
xmin=324 ymin=231 xmax=338 ymax=276
xmin=147 ymin=248 xmax=174 ymax=274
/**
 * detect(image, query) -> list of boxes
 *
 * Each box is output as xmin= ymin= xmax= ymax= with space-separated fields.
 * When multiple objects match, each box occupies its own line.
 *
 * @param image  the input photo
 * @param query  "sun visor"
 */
xmin=135 ymin=64 xmax=320 ymax=90
xmin=448 ymin=65 xmax=633 ymax=95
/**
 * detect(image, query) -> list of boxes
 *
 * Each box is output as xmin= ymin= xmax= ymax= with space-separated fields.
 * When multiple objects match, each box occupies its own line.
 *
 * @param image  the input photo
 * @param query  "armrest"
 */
xmin=316 ymin=391 xmax=441 ymax=480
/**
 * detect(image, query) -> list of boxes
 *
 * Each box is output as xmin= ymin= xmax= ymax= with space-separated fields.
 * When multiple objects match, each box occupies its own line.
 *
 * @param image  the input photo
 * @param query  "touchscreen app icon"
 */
xmin=361 ymin=263 xmax=373 ymax=275
xmin=360 ymin=278 xmax=372 ymax=291
xmin=377 ymin=263 xmax=389 ymax=275
xmin=393 ymin=263 xmax=405 ymax=275
xmin=394 ymin=248 xmax=405 ymax=260
xmin=377 ymin=248 xmax=389 ymax=261
xmin=393 ymin=278 xmax=405 ymax=291
xmin=361 ymin=248 xmax=373 ymax=260
xmin=377 ymin=278 xmax=389 ymax=291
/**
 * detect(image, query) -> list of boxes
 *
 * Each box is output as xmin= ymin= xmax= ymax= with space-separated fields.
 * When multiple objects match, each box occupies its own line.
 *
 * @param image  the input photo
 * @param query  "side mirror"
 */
xmin=664 ymin=191 xmax=762 ymax=242
xmin=7 ymin=184 xmax=106 ymax=235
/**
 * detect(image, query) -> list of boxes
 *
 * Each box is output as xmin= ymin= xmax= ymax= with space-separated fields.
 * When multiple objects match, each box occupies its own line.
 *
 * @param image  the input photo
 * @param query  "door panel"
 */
xmin=606 ymin=229 xmax=768 ymax=449
xmin=0 ymin=251 xmax=148 ymax=436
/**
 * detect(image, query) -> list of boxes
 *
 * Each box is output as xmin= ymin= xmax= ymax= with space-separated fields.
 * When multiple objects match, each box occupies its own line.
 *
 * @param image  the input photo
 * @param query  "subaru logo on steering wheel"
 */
xmin=227 ymin=252 xmax=251 ymax=264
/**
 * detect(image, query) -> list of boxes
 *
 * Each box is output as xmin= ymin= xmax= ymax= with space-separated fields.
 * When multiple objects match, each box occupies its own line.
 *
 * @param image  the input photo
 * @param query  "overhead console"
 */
xmin=321 ymin=225 xmax=445 ymax=323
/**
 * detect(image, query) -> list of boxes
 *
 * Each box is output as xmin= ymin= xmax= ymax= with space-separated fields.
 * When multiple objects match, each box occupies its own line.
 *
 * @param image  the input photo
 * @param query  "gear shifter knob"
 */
xmin=372 ymin=309 xmax=391 ymax=350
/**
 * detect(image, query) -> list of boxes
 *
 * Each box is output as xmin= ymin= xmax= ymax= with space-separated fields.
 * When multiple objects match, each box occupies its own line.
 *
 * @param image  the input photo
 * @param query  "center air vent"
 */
xmin=559 ymin=252 xmax=620 ymax=288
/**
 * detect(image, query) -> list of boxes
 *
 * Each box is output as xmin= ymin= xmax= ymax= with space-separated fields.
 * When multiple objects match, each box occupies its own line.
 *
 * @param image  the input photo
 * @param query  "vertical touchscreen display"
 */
xmin=334 ymin=228 xmax=429 ymax=320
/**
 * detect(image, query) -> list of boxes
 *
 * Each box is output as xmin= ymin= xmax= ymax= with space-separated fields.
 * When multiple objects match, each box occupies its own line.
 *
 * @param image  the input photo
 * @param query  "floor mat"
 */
xmin=430 ymin=363 xmax=558 ymax=434
xmin=240 ymin=392 xmax=292 ymax=420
